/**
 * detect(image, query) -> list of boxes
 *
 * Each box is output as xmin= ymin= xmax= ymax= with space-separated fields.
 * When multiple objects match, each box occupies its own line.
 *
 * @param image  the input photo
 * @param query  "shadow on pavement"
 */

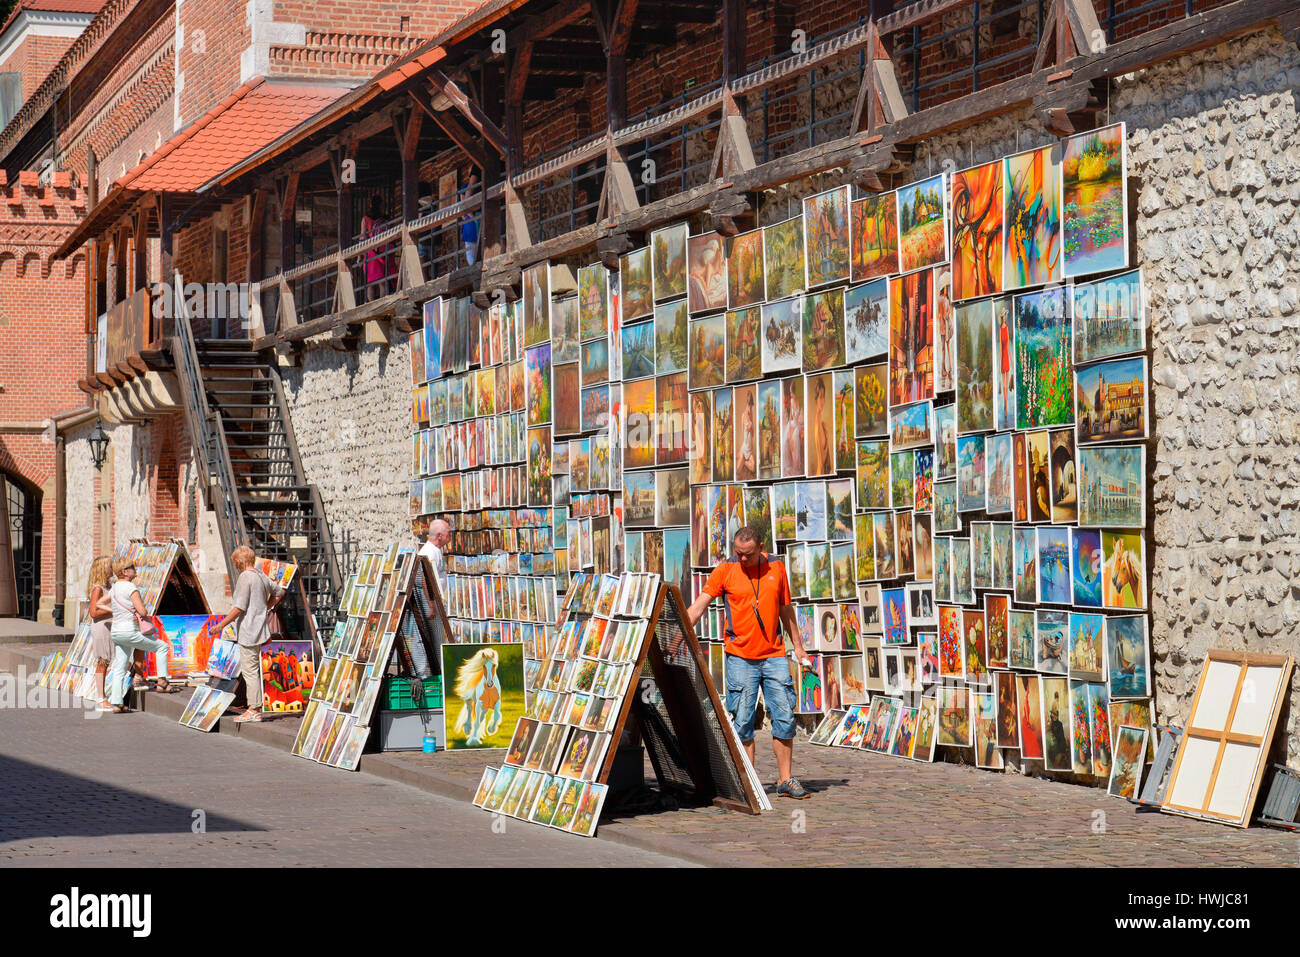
xmin=0 ymin=754 xmax=262 ymax=842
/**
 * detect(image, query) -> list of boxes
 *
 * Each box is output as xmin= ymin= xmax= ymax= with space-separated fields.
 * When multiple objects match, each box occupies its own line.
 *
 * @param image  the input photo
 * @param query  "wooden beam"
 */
xmin=428 ymin=69 xmax=507 ymax=157
xmin=409 ymin=87 xmax=487 ymax=169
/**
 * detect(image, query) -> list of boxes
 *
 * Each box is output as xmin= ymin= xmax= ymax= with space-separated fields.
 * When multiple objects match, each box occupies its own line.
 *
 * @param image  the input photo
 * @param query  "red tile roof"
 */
xmin=0 ymin=0 xmax=104 ymax=37
xmin=114 ymin=76 xmax=349 ymax=193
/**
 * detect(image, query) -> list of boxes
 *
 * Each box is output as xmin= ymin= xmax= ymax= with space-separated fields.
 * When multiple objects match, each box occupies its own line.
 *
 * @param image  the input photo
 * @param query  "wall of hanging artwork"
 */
xmin=408 ymin=121 xmax=1165 ymax=797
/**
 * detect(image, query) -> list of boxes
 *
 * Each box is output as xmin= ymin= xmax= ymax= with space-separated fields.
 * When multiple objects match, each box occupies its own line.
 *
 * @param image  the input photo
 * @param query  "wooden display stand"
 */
xmin=599 ymin=583 xmax=762 ymax=815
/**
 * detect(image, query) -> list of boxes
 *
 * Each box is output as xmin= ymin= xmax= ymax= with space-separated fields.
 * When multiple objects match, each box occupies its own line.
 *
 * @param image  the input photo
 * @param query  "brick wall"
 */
xmin=3 ymin=32 xmax=82 ymax=100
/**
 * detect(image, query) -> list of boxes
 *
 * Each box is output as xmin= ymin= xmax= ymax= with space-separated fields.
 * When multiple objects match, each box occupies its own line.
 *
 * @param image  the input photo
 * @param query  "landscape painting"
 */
xmin=896 ymin=174 xmax=948 ymax=273
xmin=620 ymin=246 xmax=653 ymax=322
xmin=728 ymin=228 xmax=766 ymax=308
xmin=760 ymin=296 xmax=803 ymax=374
xmin=1078 ymin=445 xmax=1145 ymax=527
xmin=1062 ymin=122 xmax=1128 ymax=278
xmin=851 ymin=192 xmax=900 ymax=281
xmin=763 ymin=216 xmax=806 ymax=301
xmin=956 ymin=298 xmax=993 ymax=434
xmin=1072 ymin=268 xmax=1144 ymax=364
xmin=803 ymin=186 xmax=852 ymax=288
xmin=843 ymin=278 xmax=889 ymax=364
xmin=651 ymin=222 xmax=689 ymax=301
xmin=1013 ymin=285 xmax=1071 ymax=430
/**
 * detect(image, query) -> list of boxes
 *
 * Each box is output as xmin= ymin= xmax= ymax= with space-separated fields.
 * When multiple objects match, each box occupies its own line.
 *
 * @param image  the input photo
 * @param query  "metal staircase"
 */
xmin=169 ymin=274 xmax=342 ymax=632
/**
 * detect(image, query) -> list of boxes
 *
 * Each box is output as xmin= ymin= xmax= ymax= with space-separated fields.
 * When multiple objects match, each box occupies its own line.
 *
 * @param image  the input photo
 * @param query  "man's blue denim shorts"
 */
xmin=725 ymin=653 xmax=797 ymax=742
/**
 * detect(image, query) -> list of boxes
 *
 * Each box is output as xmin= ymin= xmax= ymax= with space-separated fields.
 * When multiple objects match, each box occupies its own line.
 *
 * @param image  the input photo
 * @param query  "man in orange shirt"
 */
xmin=686 ymin=526 xmax=813 ymax=799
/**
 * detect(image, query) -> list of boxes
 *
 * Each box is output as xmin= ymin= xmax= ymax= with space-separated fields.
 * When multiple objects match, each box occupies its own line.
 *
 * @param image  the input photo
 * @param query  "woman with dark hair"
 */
xmin=361 ymin=196 xmax=391 ymax=296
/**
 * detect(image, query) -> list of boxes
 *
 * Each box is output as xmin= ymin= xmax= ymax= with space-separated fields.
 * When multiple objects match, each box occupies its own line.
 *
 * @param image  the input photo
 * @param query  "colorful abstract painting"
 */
xmin=951 ymin=160 xmax=1004 ymax=301
xmin=1004 ymin=144 xmax=1061 ymax=288
xmin=888 ymin=268 xmax=934 ymax=407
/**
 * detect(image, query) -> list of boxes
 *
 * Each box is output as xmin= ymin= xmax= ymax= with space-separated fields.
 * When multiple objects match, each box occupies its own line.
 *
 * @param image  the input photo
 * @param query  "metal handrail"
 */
xmin=169 ymin=270 xmax=248 ymax=587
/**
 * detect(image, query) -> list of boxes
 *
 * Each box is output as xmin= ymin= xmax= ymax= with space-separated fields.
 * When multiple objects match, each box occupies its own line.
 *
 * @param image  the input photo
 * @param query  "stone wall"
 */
xmin=279 ymin=335 xmax=414 ymax=573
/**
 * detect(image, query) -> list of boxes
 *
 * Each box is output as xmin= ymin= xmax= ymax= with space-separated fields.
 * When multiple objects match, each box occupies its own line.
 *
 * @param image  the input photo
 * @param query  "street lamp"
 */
xmin=88 ymin=418 xmax=109 ymax=471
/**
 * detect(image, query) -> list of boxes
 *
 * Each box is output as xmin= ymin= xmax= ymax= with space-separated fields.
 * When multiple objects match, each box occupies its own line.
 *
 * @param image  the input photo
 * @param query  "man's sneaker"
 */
xmin=776 ymin=777 xmax=810 ymax=800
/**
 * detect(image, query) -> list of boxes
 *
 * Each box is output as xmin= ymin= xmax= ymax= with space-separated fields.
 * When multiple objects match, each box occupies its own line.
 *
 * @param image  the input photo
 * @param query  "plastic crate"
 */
xmin=382 ymin=675 xmax=443 ymax=710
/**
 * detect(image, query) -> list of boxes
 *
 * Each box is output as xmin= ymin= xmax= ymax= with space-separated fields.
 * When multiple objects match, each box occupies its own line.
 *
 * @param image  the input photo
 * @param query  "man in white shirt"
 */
xmin=418 ymin=519 xmax=451 ymax=598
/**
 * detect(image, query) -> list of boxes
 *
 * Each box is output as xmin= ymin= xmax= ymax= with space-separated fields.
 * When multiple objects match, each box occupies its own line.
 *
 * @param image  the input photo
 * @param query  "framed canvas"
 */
xmin=805 ymin=373 xmax=836 ymax=478
xmin=1105 ymin=615 xmax=1150 ymax=699
xmin=757 ymin=379 xmax=783 ymax=481
xmin=763 ymin=215 xmax=807 ymax=301
xmin=1077 ymin=445 xmax=1145 ymax=528
xmin=1068 ymin=612 xmax=1106 ymax=683
xmin=578 ymin=262 xmax=609 ymax=341
xmin=522 ymin=263 xmax=549 ymax=347
xmin=687 ymin=231 xmax=729 ymax=313
xmin=1062 ymin=122 xmax=1128 ymax=278
xmin=951 ymin=159 xmax=1004 ymax=301
xmin=992 ymin=295 xmax=1016 ymax=431
xmin=760 ymin=296 xmax=803 ymax=375
xmin=896 ymin=173 xmax=948 ymax=273
xmin=1070 ymin=526 xmax=1103 ymax=608
xmin=912 ymin=696 xmax=939 ymax=762
xmin=688 ymin=313 xmax=726 ymax=390
xmin=1101 ymin=530 xmax=1145 ymax=610
xmin=843 ymin=278 xmax=889 ymax=364
xmin=802 ymin=288 xmax=846 ymax=373
xmin=727 ymin=227 xmax=766 ymax=309
xmin=888 ymin=268 xmax=935 ymax=407
xmin=621 ymin=320 xmax=655 ymax=380
xmin=1075 ymin=355 xmax=1149 ymax=445
xmin=937 ymin=686 xmax=970 ymax=747
xmin=1072 ymin=267 xmax=1144 ymax=364
xmin=1037 ymin=674 xmax=1071 ymax=770
xmin=854 ymin=362 xmax=889 ymax=437
xmin=725 ymin=306 xmax=763 ymax=382
xmin=1016 ymin=673 xmax=1044 ymax=760
xmin=804 ymin=185 xmax=852 ymax=288
xmin=620 ymin=246 xmax=653 ymax=322
xmin=1013 ymin=286 xmax=1071 ymax=430
xmin=984 ymin=431 xmax=1013 ymax=515
xmin=956 ymin=297 xmax=994 ymax=434
xmin=651 ymin=222 xmax=689 ymax=302
xmin=1108 ymin=725 xmax=1148 ymax=799
xmin=851 ymin=191 xmax=900 ymax=281
xmin=1003 ymin=143 xmax=1062 ymax=289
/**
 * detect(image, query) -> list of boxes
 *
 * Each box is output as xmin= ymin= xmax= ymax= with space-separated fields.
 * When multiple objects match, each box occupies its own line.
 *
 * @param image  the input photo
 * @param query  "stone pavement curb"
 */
xmin=0 ymin=641 xmax=728 ymax=867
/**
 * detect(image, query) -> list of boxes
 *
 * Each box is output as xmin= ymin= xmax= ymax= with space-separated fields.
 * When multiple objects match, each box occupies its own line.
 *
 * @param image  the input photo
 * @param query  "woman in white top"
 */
xmin=105 ymin=556 xmax=171 ymax=711
xmin=86 ymin=556 xmax=115 ymax=711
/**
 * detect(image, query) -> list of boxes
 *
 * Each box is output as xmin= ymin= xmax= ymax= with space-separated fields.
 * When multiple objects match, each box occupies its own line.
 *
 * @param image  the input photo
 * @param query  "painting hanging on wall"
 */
xmin=896 ymin=174 xmax=948 ymax=273
xmin=1062 ymin=122 xmax=1128 ymax=278
xmin=760 ymin=296 xmax=803 ymax=375
xmin=726 ymin=306 xmax=762 ymax=382
xmin=1078 ymin=445 xmax=1145 ymax=527
xmin=652 ymin=222 xmax=689 ymax=301
xmin=1014 ymin=285 xmax=1071 ymax=429
xmin=888 ymin=268 xmax=934 ymax=407
xmin=854 ymin=362 xmax=888 ymax=437
xmin=621 ymin=320 xmax=655 ymax=381
xmin=951 ymin=159 xmax=1004 ymax=301
xmin=525 ymin=342 xmax=552 ymax=426
xmin=757 ymin=379 xmax=782 ymax=481
xmin=578 ymin=263 xmax=609 ymax=341
xmin=956 ymin=298 xmax=993 ymax=434
xmin=657 ymin=372 xmax=689 ymax=465
xmin=620 ymin=246 xmax=653 ymax=322
xmin=992 ymin=296 xmax=1015 ymax=431
xmin=802 ymin=289 xmax=846 ymax=372
xmin=687 ymin=231 xmax=729 ymax=313
xmin=551 ymin=296 xmax=581 ymax=364
xmin=1075 ymin=355 xmax=1149 ymax=444
xmin=523 ymin=263 xmax=549 ymax=347
xmin=803 ymin=186 xmax=852 ymax=288
xmin=1003 ymin=143 xmax=1061 ymax=289
xmin=728 ymin=228 xmax=766 ymax=309
xmin=688 ymin=314 xmax=726 ymax=390
xmin=843 ymin=278 xmax=889 ymax=364
xmin=851 ymin=192 xmax=900 ymax=281
xmin=1072 ymin=268 xmax=1144 ymax=364
xmin=764 ymin=216 xmax=807 ymax=301
xmin=654 ymin=298 xmax=688 ymax=375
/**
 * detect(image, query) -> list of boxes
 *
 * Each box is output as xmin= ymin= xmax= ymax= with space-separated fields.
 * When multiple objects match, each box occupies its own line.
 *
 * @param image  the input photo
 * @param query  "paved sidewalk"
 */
xmin=0 ymin=704 xmax=686 ymax=867
xmin=3 ymin=641 xmax=1295 ymax=867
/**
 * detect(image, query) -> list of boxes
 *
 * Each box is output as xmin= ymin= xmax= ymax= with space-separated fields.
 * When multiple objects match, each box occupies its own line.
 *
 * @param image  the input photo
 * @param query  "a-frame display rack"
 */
xmin=475 ymin=573 xmax=762 ymax=837
xmin=37 ymin=539 xmax=210 ymax=695
xmin=291 ymin=544 xmax=449 ymax=770
xmin=609 ymin=583 xmax=762 ymax=815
